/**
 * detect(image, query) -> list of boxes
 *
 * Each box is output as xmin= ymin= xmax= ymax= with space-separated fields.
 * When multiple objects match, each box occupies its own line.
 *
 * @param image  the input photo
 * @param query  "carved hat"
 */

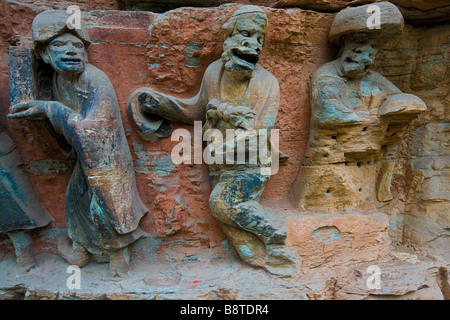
xmin=329 ymin=2 xmax=404 ymax=46
xmin=223 ymin=5 xmax=268 ymax=36
xmin=31 ymin=9 xmax=91 ymax=48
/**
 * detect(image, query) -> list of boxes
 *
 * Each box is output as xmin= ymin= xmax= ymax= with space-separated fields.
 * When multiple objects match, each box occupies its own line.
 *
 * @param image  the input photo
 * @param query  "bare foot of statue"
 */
xmin=57 ymin=234 xmax=91 ymax=267
xmin=8 ymin=230 xmax=36 ymax=272
xmin=109 ymin=247 xmax=130 ymax=277
xmin=265 ymin=244 xmax=300 ymax=277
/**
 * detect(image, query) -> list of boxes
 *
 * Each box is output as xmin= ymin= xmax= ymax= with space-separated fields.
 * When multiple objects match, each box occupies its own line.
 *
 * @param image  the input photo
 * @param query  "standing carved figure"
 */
xmin=295 ymin=2 xmax=427 ymax=213
xmin=128 ymin=5 xmax=297 ymax=275
xmin=8 ymin=10 xmax=148 ymax=276
xmin=0 ymin=129 xmax=52 ymax=271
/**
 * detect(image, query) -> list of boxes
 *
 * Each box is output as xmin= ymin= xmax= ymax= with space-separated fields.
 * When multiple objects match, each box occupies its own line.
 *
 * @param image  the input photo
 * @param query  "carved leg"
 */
xmin=218 ymin=221 xmax=267 ymax=267
xmin=376 ymin=144 xmax=398 ymax=202
xmin=209 ymin=170 xmax=298 ymax=275
xmin=8 ymin=230 xmax=36 ymax=272
xmin=57 ymin=233 xmax=91 ymax=267
xmin=209 ymin=170 xmax=286 ymax=245
xmin=109 ymin=247 xmax=130 ymax=277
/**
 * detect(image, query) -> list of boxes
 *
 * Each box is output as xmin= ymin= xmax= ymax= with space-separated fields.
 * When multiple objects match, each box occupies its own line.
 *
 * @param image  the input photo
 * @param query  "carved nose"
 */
xmin=241 ymin=39 xmax=261 ymax=53
xmin=65 ymin=43 xmax=77 ymax=55
xmin=362 ymin=54 xmax=373 ymax=65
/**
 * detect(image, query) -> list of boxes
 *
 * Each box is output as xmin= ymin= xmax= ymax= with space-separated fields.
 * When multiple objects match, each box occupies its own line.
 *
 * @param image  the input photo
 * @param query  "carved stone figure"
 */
xmin=128 ymin=5 xmax=297 ymax=275
xmin=8 ymin=10 xmax=148 ymax=276
xmin=295 ymin=2 xmax=427 ymax=213
xmin=0 ymin=129 xmax=53 ymax=271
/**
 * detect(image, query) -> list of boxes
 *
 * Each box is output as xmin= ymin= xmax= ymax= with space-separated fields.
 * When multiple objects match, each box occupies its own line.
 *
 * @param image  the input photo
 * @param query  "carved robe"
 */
xmin=129 ymin=59 xmax=280 ymax=157
xmin=0 ymin=131 xmax=52 ymax=233
xmin=48 ymin=64 xmax=147 ymax=254
xmin=129 ymin=59 xmax=283 ymax=266
xmin=297 ymin=59 xmax=426 ymax=212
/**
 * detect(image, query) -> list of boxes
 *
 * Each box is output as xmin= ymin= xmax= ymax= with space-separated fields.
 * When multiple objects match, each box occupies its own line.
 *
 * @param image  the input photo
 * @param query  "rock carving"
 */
xmin=8 ymin=10 xmax=149 ymax=276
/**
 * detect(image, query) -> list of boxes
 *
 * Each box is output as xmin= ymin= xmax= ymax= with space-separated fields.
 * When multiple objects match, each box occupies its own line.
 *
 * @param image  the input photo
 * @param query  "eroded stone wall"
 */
xmin=0 ymin=0 xmax=448 ymax=264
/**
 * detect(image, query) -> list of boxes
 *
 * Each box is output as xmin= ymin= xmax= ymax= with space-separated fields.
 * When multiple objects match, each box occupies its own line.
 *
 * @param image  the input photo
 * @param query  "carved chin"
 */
xmin=342 ymin=62 xmax=368 ymax=78
xmin=222 ymin=48 xmax=259 ymax=71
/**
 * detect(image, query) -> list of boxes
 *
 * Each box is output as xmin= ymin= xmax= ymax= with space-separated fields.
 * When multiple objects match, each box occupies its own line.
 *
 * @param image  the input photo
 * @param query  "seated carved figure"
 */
xmin=8 ymin=10 xmax=148 ymax=276
xmin=0 ymin=129 xmax=53 ymax=271
xmin=295 ymin=2 xmax=427 ymax=213
xmin=128 ymin=5 xmax=297 ymax=275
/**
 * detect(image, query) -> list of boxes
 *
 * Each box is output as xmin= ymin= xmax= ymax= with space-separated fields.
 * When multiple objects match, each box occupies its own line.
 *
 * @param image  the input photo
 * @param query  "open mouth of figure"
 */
xmin=230 ymin=48 xmax=259 ymax=70
xmin=344 ymin=57 xmax=369 ymax=72
xmin=61 ymin=57 xmax=81 ymax=64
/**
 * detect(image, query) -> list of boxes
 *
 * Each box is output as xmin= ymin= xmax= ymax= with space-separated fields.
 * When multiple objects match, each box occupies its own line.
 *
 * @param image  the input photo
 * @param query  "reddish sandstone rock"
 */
xmin=286 ymin=212 xmax=390 ymax=268
xmin=0 ymin=1 xmax=448 ymax=271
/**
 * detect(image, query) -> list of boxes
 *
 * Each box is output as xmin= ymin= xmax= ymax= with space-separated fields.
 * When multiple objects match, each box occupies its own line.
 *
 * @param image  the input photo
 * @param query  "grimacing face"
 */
xmin=221 ymin=14 xmax=267 ymax=77
xmin=41 ymin=33 xmax=86 ymax=75
xmin=339 ymin=41 xmax=378 ymax=78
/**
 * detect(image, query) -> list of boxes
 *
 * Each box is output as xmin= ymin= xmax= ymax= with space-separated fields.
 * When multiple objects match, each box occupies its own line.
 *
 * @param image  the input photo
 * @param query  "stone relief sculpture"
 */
xmin=8 ymin=10 xmax=149 ymax=276
xmin=128 ymin=5 xmax=297 ymax=275
xmin=295 ymin=2 xmax=427 ymax=213
xmin=0 ymin=128 xmax=53 ymax=272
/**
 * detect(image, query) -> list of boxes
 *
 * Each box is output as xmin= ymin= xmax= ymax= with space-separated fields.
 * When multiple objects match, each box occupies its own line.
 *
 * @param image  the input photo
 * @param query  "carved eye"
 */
xmin=52 ymin=42 xmax=63 ymax=47
xmin=240 ymin=30 xmax=250 ymax=37
xmin=74 ymin=43 xmax=84 ymax=49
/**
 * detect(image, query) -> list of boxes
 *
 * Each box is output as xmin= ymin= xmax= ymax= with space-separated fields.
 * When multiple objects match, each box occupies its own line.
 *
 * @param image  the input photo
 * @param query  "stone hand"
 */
xmin=206 ymin=100 xmax=256 ymax=129
xmin=8 ymin=101 xmax=50 ymax=120
xmin=8 ymin=101 xmax=73 ymax=121
xmin=140 ymin=91 xmax=163 ymax=116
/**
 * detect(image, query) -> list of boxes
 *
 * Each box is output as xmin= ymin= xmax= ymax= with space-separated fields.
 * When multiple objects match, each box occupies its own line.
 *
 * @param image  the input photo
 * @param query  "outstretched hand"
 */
xmin=8 ymin=101 xmax=49 ymax=120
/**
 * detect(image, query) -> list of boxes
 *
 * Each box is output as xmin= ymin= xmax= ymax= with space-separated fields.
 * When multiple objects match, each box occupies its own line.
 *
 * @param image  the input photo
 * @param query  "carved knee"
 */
xmin=209 ymin=191 xmax=236 ymax=225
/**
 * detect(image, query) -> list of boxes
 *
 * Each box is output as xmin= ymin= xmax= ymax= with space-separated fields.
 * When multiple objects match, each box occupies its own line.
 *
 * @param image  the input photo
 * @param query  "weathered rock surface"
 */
xmin=0 ymin=234 xmax=448 ymax=300
xmin=273 ymin=0 xmax=450 ymax=23
xmin=0 ymin=0 xmax=448 ymax=299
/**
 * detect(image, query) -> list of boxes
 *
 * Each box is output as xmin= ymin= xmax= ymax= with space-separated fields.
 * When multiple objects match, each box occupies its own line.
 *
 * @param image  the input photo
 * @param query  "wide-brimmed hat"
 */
xmin=31 ymin=9 xmax=91 ymax=48
xmin=329 ymin=2 xmax=404 ymax=46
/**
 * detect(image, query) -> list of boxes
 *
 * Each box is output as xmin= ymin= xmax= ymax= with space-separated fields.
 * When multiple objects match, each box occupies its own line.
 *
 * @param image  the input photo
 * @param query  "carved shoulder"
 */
xmin=82 ymin=64 xmax=116 ymax=94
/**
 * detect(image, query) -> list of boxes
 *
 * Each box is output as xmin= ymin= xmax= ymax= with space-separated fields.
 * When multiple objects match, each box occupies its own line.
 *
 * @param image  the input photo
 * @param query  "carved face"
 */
xmin=339 ymin=41 xmax=378 ymax=78
xmin=221 ymin=14 xmax=267 ymax=79
xmin=41 ymin=33 xmax=86 ymax=74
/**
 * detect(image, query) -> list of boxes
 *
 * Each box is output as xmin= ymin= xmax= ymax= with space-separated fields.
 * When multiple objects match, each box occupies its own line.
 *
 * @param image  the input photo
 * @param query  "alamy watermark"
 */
xmin=66 ymin=5 xmax=81 ymax=30
xmin=366 ymin=4 xmax=381 ymax=30
xmin=366 ymin=265 xmax=382 ymax=290
xmin=66 ymin=265 xmax=81 ymax=290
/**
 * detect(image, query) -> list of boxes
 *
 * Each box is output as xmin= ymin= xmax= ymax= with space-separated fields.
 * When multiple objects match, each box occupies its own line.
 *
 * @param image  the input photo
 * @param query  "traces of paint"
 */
xmin=182 ymin=255 xmax=199 ymax=262
xmin=165 ymin=253 xmax=177 ymax=263
xmin=132 ymin=141 xmax=144 ymax=152
xmin=239 ymin=244 xmax=254 ymax=258
xmin=133 ymin=149 xmax=177 ymax=176
xmin=147 ymin=62 xmax=160 ymax=68
xmin=310 ymin=226 xmax=341 ymax=243
xmin=129 ymin=236 xmax=161 ymax=262
xmin=220 ymin=239 xmax=235 ymax=254
xmin=28 ymin=160 xmax=69 ymax=175
xmin=185 ymin=43 xmax=204 ymax=68
xmin=389 ymin=214 xmax=404 ymax=232
xmin=210 ymin=256 xmax=223 ymax=263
